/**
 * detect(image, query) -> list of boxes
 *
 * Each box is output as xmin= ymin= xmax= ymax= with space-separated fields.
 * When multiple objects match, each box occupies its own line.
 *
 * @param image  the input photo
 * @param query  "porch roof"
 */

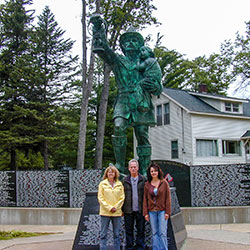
xmin=241 ymin=130 xmax=250 ymax=139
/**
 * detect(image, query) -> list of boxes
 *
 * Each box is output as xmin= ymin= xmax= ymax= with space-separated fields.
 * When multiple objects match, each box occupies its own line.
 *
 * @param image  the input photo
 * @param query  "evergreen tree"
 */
xmin=0 ymin=0 xmax=35 ymax=170
xmin=0 ymin=3 xmax=79 ymax=170
xmin=49 ymin=106 xmax=80 ymax=169
xmin=30 ymin=6 xmax=79 ymax=169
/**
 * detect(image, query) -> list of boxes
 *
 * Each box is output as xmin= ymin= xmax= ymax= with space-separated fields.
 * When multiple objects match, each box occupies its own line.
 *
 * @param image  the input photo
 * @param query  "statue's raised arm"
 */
xmin=89 ymin=14 xmax=117 ymax=66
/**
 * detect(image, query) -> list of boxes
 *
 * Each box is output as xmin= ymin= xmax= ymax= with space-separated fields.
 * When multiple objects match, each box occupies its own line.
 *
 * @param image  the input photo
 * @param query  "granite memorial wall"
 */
xmin=0 ymin=170 xmax=102 ymax=208
xmin=0 ymin=164 xmax=249 ymax=208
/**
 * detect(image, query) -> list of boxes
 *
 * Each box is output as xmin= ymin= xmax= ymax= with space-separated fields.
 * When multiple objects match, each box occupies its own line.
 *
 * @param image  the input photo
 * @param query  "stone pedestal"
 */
xmin=72 ymin=188 xmax=187 ymax=250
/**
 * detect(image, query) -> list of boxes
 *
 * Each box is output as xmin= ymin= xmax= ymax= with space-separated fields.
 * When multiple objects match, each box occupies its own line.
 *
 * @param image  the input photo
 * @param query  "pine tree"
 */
xmin=0 ymin=3 xmax=79 ymax=170
xmin=30 ymin=6 xmax=79 ymax=169
xmin=0 ymin=0 xmax=35 ymax=170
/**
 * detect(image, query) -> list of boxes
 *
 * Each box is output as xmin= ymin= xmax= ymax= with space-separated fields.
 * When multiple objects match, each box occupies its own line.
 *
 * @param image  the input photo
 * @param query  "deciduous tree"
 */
xmin=221 ymin=21 xmax=250 ymax=97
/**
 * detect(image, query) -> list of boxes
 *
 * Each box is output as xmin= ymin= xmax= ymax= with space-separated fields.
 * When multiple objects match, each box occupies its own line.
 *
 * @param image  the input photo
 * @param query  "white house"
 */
xmin=148 ymin=88 xmax=250 ymax=165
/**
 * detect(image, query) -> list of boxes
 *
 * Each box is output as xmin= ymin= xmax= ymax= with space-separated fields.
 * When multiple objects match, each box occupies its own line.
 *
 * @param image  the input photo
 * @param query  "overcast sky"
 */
xmin=1 ymin=0 xmax=249 ymax=96
xmin=26 ymin=0 xmax=250 ymax=59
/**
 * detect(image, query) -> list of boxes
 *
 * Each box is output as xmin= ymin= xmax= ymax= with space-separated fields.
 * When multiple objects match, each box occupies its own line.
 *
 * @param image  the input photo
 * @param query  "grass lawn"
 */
xmin=0 ymin=230 xmax=52 ymax=240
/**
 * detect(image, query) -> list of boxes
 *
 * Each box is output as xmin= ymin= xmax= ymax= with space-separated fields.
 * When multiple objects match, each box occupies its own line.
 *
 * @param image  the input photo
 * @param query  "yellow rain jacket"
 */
xmin=98 ymin=179 xmax=125 ymax=216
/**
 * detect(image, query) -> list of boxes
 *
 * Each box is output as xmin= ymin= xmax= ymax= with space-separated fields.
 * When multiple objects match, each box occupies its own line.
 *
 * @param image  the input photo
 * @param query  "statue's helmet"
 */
xmin=119 ymin=26 xmax=144 ymax=54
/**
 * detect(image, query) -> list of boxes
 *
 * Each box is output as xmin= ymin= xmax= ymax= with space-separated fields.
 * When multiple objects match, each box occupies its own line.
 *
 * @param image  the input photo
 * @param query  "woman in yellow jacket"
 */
xmin=98 ymin=164 xmax=125 ymax=250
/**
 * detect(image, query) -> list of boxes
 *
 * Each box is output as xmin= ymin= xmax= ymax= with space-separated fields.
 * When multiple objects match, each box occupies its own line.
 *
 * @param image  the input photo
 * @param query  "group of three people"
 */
xmin=98 ymin=159 xmax=171 ymax=250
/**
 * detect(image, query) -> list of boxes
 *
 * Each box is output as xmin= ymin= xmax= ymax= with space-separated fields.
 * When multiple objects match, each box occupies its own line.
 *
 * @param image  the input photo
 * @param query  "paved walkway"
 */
xmin=0 ymin=223 xmax=250 ymax=250
xmin=183 ymin=224 xmax=250 ymax=250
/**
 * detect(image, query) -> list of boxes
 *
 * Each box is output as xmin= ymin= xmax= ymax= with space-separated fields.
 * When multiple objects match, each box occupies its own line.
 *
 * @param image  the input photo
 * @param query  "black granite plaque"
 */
xmin=240 ymin=164 xmax=250 ymax=205
xmin=154 ymin=160 xmax=191 ymax=206
xmin=0 ymin=171 xmax=16 ymax=207
xmin=56 ymin=170 xmax=70 ymax=207
xmin=72 ymin=191 xmax=102 ymax=250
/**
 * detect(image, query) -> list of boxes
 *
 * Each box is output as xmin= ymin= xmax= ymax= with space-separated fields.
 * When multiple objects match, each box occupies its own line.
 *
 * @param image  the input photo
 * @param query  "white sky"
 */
xmin=26 ymin=0 xmax=250 ymax=59
xmin=1 ymin=0 xmax=249 ymax=96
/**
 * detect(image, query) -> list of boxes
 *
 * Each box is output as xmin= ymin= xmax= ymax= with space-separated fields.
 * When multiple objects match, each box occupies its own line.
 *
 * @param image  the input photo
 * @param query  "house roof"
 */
xmin=241 ymin=130 xmax=250 ymax=139
xmin=162 ymin=88 xmax=250 ymax=118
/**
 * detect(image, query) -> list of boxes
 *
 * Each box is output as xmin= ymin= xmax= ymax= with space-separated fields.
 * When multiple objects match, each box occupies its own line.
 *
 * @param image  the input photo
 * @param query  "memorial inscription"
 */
xmin=17 ymin=170 xmax=70 ymax=207
xmin=0 ymin=171 xmax=16 ymax=207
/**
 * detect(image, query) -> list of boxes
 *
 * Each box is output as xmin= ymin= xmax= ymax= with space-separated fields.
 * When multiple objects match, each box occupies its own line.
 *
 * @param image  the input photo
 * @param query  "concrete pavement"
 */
xmin=0 ymin=225 xmax=76 ymax=250
xmin=183 ymin=224 xmax=250 ymax=250
xmin=0 ymin=224 xmax=250 ymax=250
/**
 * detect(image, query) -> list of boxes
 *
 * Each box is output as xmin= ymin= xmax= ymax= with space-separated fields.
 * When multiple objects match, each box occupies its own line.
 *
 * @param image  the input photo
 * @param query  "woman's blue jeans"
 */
xmin=149 ymin=211 xmax=168 ymax=250
xmin=100 ymin=216 xmax=121 ymax=250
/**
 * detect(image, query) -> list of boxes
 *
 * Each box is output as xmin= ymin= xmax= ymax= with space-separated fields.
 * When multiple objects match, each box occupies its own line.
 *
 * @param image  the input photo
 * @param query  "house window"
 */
xmin=163 ymin=103 xmax=170 ymax=125
xmin=156 ymin=103 xmax=170 ymax=126
xmin=233 ymin=103 xmax=239 ymax=112
xmin=225 ymin=102 xmax=239 ymax=113
xmin=196 ymin=139 xmax=218 ymax=157
xmin=222 ymin=140 xmax=241 ymax=155
xmin=246 ymin=142 xmax=250 ymax=154
xmin=171 ymin=140 xmax=178 ymax=159
xmin=156 ymin=105 xmax=162 ymax=126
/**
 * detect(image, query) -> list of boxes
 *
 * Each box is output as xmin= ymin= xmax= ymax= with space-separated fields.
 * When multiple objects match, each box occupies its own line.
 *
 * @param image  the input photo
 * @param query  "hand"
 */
xmin=110 ymin=207 xmax=116 ymax=213
xmin=145 ymin=214 xmax=149 ymax=221
xmin=165 ymin=214 xmax=169 ymax=220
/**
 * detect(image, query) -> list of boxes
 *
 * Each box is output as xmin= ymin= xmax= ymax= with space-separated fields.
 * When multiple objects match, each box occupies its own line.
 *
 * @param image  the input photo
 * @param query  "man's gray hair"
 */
xmin=128 ymin=159 xmax=139 ymax=167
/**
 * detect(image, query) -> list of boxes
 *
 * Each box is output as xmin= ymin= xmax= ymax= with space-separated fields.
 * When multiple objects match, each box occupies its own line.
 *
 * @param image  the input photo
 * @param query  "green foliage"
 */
xmin=154 ymin=46 xmax=192 ymax=89
xmin=154 ymin=45 xmax=230 ymax=94
xmin=0 ymin=150 xmax=10 ymax=170
xmin=30 ymin=6 xmax=79 ymax=170
xmin=17 ymin=150 xmax=44 ymax=170
xmin=0 ymin=2 xmax=79 ymax=170
xmin=0 ymin=0 xmax=35 ymax=169
xmin=49 ymin=107 xmax=80 ymax=169
xmin=32 ymin=6 xmax=79 ymax=105
xmin=221 ymin=21 xmax=250 ymax=97
xmin=189 ymin=54 xmax=230 ymax=94
xmin=102 ymin=76 xmax=116 ymax=167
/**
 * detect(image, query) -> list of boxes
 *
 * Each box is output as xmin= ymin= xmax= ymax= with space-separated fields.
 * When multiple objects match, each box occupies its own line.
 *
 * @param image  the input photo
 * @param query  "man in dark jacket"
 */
xmin=122 ymin=159 xmax=147 ymax=250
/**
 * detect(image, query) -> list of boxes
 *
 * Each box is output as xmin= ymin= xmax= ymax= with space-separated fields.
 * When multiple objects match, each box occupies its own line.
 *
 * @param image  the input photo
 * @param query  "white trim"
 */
xmin=189 ymin=111 xmax=250 ymax=120
xmin=189 ymin=92 xmax=248 ymax=103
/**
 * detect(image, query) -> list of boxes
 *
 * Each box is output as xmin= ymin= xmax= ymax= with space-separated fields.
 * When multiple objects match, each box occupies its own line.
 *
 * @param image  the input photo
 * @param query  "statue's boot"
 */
xmin=112 ymin=135 xmax=127 ymax=175
xmin=137 ymin=145 xmax=152 ymax=176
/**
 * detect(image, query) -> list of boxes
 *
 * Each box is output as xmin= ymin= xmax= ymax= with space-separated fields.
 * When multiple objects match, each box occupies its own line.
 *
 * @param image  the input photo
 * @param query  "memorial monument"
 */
xmin=72 ymin=15 xmax=187 ymax=250
xmin=90 ymin=14 xmax=162 ymax=176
